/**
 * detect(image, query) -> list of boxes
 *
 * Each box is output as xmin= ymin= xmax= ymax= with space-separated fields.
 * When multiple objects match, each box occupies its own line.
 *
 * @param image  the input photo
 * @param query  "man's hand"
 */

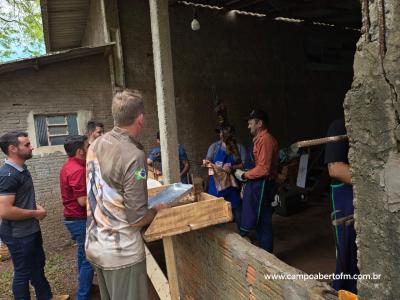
xmin=234 ymin=169 xmax=247 ymax=182
xmin=202 ymin=159 xmax=211 ymax=167
xmin=35 ymin=204 xmax=47 ymax=220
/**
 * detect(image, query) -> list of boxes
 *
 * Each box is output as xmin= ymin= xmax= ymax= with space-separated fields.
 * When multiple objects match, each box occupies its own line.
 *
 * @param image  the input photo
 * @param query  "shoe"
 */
xmin=52 ymin=295 xmax=70 ymax=300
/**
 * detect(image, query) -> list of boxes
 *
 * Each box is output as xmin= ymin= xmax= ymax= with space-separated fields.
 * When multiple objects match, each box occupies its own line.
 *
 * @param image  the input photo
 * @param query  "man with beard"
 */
xmin=0 ymin=131 xmax=69 ymax=300
xmin=235 ymin=110 xmax=279 ymax=253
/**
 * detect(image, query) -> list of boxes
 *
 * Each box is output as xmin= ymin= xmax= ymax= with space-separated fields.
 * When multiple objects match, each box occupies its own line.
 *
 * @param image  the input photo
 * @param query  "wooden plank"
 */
xmin=163 ymin=237 xmax=180 ymax=300
xmin=145 ymin=245 xmax=171 ymax=300
xmin=144 ymin=198 xmax=233 ymax=242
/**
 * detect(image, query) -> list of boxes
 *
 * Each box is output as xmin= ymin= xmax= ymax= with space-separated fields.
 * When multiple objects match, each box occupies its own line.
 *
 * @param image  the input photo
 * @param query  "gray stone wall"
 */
xmin=344 ymin=0 xmax=400 ymax=298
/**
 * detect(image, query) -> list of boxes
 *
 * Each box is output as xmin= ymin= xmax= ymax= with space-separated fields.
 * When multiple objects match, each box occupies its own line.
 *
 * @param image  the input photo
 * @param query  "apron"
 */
xmin=331 ymin=183 xmax=359 ymax=294
xmin=208 ymin=145 xmax=241 ymax=209
xmin=240 ymin=143 xmax=276 ymax=232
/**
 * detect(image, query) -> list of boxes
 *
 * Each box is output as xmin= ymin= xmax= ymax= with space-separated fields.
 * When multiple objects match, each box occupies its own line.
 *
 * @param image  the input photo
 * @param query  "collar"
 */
xmin=112 ymin=126 xmax=144 ymax=150
xmin=68 ymin=157 xmax=86 ymax=167
xmin=253 ymin=129 xmax=268 ymax=143
xmin=4 ymin=159 xmax=25 ymax=172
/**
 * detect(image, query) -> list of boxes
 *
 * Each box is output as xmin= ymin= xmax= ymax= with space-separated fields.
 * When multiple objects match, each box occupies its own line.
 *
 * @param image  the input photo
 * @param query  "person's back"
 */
xmin=85 ymin=89 xmax=165 ymax=300
xmin=86 ymin=128 xmax=148 ymax=269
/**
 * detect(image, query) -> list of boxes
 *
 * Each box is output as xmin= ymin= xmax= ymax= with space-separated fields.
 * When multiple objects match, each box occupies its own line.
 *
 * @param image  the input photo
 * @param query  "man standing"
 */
xmin=235 ymin=109 xmax=279 ymax=253
xmin=147 ymin=131 xmax=191 ymax=183
xmin=85 ymin=89 xmax=165 ymax=300
xmin=86 ymin=121 xmax=104 ymax=145
xmin=60 ymin=135 xmax=93 ymax=299
xmin=325 ymin=118 xmax=359 ymax=293
xmin=0 ymin=131 xmax=68 ymax=300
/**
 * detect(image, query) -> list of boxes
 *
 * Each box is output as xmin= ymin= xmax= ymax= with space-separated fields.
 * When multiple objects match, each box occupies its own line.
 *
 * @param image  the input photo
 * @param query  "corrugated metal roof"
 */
xmin=0 ymin=44 xmax=114 ymax=75
xmin=40 ymin=0 xmax=90 ymax=52
xmin=175 ymin=0 xmax=361 ymax=28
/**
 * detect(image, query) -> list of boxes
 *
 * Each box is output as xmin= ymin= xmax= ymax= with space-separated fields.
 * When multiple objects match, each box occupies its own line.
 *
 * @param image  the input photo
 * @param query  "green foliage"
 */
xmin=0 ymin=0 xmax=45 ymax=62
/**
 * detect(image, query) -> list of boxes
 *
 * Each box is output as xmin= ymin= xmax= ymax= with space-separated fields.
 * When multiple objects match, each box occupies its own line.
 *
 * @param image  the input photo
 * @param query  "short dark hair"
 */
xmin=0 ymin=131 xmax=28 ymax=155
xmin=156 ymin=132 xmax=160 ymax=140
xmin=64 ymin=135 xmax=87 ymax=157
xmin=87 ymin=121 xmax=104 ymax=134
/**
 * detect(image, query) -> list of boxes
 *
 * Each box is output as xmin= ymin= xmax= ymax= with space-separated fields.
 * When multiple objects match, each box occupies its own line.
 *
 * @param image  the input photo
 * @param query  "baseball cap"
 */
xmin=248 ymin=109 xmax=269 ymax=125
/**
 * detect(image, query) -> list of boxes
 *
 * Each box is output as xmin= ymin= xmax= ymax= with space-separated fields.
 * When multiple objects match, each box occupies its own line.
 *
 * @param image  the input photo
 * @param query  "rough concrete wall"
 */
xmin=0 ymin=55 xmax=113 ymax=249
xmin=174 ymin=228 xmax=336 ymax=299
xmin=82 ymin=0 xmax=108 ymax=46
xmin=344 ymin=0 xmax=400 ymax=298
xmin=118 ymin=0 xmax=359 ymax=175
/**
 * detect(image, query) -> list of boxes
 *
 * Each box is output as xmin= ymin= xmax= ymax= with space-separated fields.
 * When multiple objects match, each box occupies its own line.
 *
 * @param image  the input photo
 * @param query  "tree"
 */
xmin=0 ymin=0 xmax=45 ymax=62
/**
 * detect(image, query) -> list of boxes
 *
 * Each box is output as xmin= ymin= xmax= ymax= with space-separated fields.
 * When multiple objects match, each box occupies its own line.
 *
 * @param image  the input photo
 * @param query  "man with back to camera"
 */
xmin=85 ymin=89 xmax=166 ymax=300
xmin=60 ymin=135 xmax=94 ymax=299
xmin=0 ymin=131 xmax=69 ymax=300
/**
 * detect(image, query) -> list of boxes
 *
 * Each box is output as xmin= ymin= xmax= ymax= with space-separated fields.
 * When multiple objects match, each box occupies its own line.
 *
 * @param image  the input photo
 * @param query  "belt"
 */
xmin=64 ymin=217 xmax=86 ymax=221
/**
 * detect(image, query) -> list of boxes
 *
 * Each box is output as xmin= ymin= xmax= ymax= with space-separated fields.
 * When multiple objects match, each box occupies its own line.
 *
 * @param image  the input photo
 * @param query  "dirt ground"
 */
xmin=0 ymin=244 xmax=159 ymax=300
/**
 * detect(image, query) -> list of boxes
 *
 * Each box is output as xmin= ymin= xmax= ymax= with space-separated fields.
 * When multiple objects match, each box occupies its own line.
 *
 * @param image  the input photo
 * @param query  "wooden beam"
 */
xmin=144 ymin=198 xmax=233 ymax=242
xmin=145 ymin=245 xmax=171 ymax=300
xmin=163 ymin=237 xmax=180 ymax=300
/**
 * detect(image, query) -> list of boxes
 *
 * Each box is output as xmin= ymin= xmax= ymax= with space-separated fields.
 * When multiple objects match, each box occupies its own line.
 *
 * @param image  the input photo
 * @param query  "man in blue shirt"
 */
xmin=147 ymin=132 xmax=190 ymax=183
xmin=0 ymin=131 xmax=68 ymax=300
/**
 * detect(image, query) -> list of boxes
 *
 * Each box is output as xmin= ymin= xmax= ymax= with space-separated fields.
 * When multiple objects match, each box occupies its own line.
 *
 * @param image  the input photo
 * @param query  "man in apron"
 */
xmin=235 ymin=109 xmax=279 ymax=253
xmin=325 ymin=118 xmax=359 ymax=293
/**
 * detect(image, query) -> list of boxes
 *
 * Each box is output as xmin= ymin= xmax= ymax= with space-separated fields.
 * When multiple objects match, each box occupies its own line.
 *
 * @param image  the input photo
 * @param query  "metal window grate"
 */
xmin=34 ymin=114 xmax=78 ymax=146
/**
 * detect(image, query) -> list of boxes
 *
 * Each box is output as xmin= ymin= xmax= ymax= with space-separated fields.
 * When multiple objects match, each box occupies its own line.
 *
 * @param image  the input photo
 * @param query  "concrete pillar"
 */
xmin=149 ymin=0 xmax=180 ymax=185
xmin=149 ymin=2 xmax=181 ymax=300
xmin=345 ymin=0 xmax=400 ymax=298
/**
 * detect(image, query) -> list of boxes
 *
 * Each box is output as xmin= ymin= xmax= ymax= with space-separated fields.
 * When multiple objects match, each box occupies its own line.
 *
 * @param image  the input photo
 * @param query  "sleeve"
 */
xmin=69 ymin=169 xmax=87 ymax=198
xmin=0 ymin=173 xmax=19 ymax=195
xmin=123 ymin=155 xmax=149 ymax=224
xmin=245 ymin=137 xmax=273 ymax=179
xmin=178 ymin=145 xmax=188 ymax=161
xmin=324 ymin=121 xmax=349 ymax=164
xmin=206 ymin=143 xmax=216 ymax=161
xmin=148 ymin=148 xmax=158 ymax=162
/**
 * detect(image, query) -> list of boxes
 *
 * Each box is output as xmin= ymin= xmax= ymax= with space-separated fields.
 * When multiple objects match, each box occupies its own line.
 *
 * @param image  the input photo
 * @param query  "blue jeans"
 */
xmin=64 ymin=220 xmax=94 ymax=300
xmin=0 ymin=231 xmax=52 ymax=300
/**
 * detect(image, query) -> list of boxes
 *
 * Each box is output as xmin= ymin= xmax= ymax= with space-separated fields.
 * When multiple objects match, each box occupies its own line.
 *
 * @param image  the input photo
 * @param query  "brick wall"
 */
xmin=174 ymin=228 xmax=336 ymax=299
xmin=118 ymin=0 xmax=359 ymax=177
xmin=0 ymin=54 xmax=113 ymax=249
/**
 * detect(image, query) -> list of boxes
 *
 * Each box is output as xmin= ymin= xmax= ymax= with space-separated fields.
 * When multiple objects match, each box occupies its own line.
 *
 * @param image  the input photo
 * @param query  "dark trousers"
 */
xmin=331 ymin=183 xmax=359 ymax=294
xmin=0 ymin=231 xmax=52 ymax=300
xmin=240 ymin=179 xmax=275 ymax=253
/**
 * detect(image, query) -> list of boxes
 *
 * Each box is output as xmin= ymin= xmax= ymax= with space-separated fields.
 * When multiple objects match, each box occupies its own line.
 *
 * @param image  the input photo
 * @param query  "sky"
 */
xmin=0 ymin=0 xmax=46 ymax=62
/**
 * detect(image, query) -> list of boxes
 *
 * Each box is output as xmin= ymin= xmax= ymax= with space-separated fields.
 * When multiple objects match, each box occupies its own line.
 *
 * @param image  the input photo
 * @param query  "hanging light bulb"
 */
xmin=191 ymin=9 xmax=200 ymax=31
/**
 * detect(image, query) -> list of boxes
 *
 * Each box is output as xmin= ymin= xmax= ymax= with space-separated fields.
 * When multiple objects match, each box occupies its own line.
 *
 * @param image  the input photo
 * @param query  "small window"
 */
xmin=34 ymin=114 xmax=79 ymax=147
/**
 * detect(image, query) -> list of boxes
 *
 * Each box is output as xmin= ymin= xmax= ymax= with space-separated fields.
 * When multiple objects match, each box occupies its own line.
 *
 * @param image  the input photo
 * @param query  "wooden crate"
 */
xmin=144 ymin=196 xmax=233 ymax=242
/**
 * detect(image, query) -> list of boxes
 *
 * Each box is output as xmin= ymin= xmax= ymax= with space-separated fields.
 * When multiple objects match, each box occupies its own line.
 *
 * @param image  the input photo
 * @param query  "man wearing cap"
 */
xmin=147 ymin=132 xmax=190 ymax=183
xmin=235 ymin=109 xmax=279 ymax=253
